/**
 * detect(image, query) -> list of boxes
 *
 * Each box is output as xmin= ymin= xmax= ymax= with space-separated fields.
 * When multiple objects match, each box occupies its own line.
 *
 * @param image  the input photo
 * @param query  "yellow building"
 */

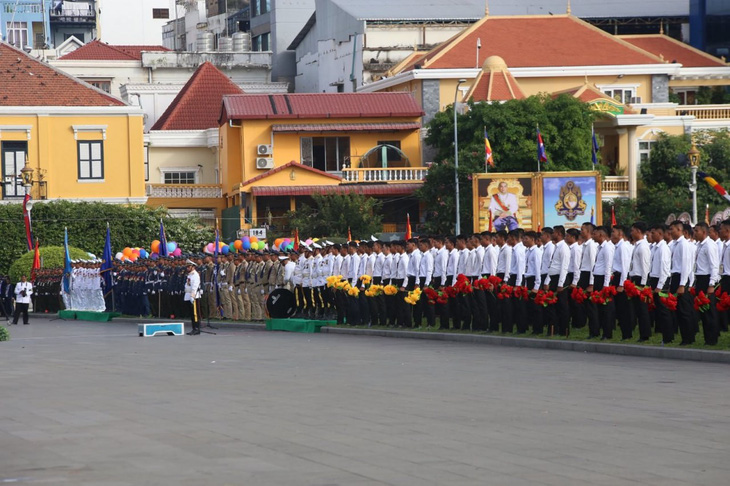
xmin=218 ymin=92 xmax=425 ymax=234
xmin=0 ymin=42 xmax=145 ymax=203
xmin=360 ymin=14 xmax=730 ymax=200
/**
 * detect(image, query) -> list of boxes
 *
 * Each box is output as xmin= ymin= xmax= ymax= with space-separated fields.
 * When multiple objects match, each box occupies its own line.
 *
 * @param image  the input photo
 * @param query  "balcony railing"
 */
xmin=341 ymin=167 xmax=429 ymax=183
xmin=146 ymin=184 xmax=222 ymax=199
xmin=676 ymin=105 xmax=730 ymax=120
xmin=602 ymin=176 xmax=629 ymax=199
xmin=49 ymin=7 xmax=96 ymax=22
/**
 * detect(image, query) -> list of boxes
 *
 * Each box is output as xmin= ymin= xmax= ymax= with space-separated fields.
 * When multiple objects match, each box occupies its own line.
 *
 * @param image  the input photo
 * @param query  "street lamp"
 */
xmin=454 ymin=78 xmax=466 ymax=235
xmin=20 ymin=155 xmax=34 ymax=195
xmin=688 ymin=143 xmax=701 ymax=225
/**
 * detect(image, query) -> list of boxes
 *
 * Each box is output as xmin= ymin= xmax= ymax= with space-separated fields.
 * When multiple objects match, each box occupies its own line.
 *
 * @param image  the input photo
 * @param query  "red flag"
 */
xmin=294 ymin=228 xmax=300 ymax=249
xmin=31 ymin=239 xmax=40 ymax=281
xmin=488 ymin=210 xmax=493 ymax=232
xmin=611 ymin=206 xmax=617 ymax=226
xmin=22 ymin=194 xmax=33 ymax=252
xmin=537 ymin=222 xmax=542 ymax=233
xmin=348 ymin=227 xmax=352 ymax=242
xmin=705 ymin=204 xmax=710 ymax=225
xmin=405 ymin=214 xmax=412 ymax=240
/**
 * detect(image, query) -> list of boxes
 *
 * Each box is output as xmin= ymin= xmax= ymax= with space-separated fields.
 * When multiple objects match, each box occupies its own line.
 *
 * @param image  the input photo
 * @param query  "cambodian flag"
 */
xmin=537 ymin=128 xmax=548 ymax=164
xmin=591 ymin=127 xmax=599 ymax=165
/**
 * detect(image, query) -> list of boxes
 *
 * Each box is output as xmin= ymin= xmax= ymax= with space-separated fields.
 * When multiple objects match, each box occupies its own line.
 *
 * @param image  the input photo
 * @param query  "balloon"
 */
xmin=172 ymin=248 xmax=182 ymax=257
xmin=115 ymin=252 xmax=123 ymax=260
xmin=234 ymin=240 xmax=243 ymax=250
xmin=167 ymin=242 xmax=177 ymax=253
xmin=282 ymin=238 xmax=291 ymax=246
xmin=139 ymin=249 xmax=148 ymax=259
xmin=132 ymin=249 xmax=140 ymax=257
xmin=206 ymin=243 xmax=215 ymax=254
xmin=122 ymin=247 xmax=133 ymax=257
xmin=150 ymin=253 xmax=159 ymax=260
xmin=257 ymin=242 xmax=265 ymax=250
xmin=221 ymin=245 xmax=230 ymax=255
xmin=250 ymin=236 xmax=258 ymax=245
xmin=228 ymin=243 xmax=236 ymax=254
xmin=305 ymin=238 xmax=313 ymax=245
xmin=151 ymin=240 xmax=160 ymax=253
xmin=242 ymin=238 xmax=251 ymax=250
xmin=274 ymin=238 xmax=283 ymax=247
xmin=129 ymin=254 xmax=138 ymax=262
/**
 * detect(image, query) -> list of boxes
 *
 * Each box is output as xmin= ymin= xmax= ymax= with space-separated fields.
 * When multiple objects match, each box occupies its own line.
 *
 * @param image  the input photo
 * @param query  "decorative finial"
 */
xmin=659 ymin=22 xmax=664 ymax=35
xmin=485 ymin=0 xmax=489 ymax=16
xmin=566 ymin=0 xmax=571 ymax=14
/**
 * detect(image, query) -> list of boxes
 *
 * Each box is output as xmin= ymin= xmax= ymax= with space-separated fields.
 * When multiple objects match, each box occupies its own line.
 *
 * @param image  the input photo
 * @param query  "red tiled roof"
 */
xmin=411 ymin=15 xmax=662 ymax=70
xmin=241 ymin=161 xmax=342 ymax=187
xmin=466 ymin=57 xmax=525 ymax=102
xmin=271 ymin=122 xmax=421 ymax=132
xmin=552 ymin=84 xmax=637 ymax=114
xmin=620 ymin=35 xmax=728 ymax=68
xmin=221 ymin=93 xmax=424 ymax=121
xmin=251 ymin=183 xmax=422 ymax=197
xmin=151 ymin=62 xmax=244 ymax=131
xmin=0 ymin=42 xmax=125 ymax=106
xmin=58 ymin=40 xmax=169 ymax=61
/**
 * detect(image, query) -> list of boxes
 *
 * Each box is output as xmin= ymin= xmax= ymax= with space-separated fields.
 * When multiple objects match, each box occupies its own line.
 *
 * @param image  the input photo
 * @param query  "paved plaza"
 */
xmin=1 ymin=319 xmax=729 ymax=486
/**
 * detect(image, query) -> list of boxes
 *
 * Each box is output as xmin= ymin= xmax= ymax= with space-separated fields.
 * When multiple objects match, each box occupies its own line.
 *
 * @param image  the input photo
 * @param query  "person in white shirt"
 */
xmin=718 ymin=220 xmax=730 ymax=333
xmin=669 ymin=221 xmax=695 ymax=345
xmin=12 ymin=274 xmax=33 ymax=325
xmin=414 ymin=239 xmax=435 ymax=328
xmin=489 ymin=181 xmax=520 ymax=232
xmin=649 ymin=224 xmax=673 ymax=342
xmin=692 ymin=223 xmax=720 ymax=345
xmin=522 ymin=231 xmax=544 ymax=334
xmin=495 ymin=231 xmax=512 ymax=281
xmin=184 ymin=261 xmax=202 ymax=335
xmin=369 ymin=241 xmax=387 ymax=327
xmin=629 ymin=222 xmax=652 ymax=341
xmin=442 ymin=237 xmax=458 ymax=329
xmin=588 ymin=226 xmax=616 ymax=340
xmin=539 ymin=228 xmax=555 ymax=285
xmin=346 ymin=243 xmax=362 ymax=326
xmin=431 ymin=237 xmax=449 ymax=329
xmin=481 ymin=233 xmax=498 ymax=278
xmin=610 ymin=225 xmax=634 ymax=340
xmin=543 ymin=226 xmax=570 ymax=336
xmin=565 ymin=228 xmax=583 ymax=333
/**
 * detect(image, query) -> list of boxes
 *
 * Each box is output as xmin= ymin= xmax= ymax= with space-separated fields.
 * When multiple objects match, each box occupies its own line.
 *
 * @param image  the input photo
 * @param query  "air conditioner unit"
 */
xmin=256 ymin=157 xmax=274 ymax=170
xmin=630 ymin=97 xmax=642 ymax=104
xmin=257 ymin=144 xmax=272 ymax=155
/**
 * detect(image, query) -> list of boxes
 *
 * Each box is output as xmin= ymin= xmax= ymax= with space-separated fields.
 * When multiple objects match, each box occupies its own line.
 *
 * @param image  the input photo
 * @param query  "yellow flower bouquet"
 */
xmin=326 ymin=275 xmax=343 ymax=288
xmin=404 ymin=288 xmax=422 ymax=305
xmin=348 ymin=286 xmax=360 ymax=297
xmin=365 ymin=284 xmax=383 ymax=297
xmin=383 ymin=284 xmax=398 ymax=296
xmin=361 ymin=275 xmax=372 ymax=286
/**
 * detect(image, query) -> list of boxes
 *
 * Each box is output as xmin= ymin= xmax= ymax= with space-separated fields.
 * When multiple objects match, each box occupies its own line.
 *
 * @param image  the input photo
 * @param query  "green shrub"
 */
xmin=0 ymin=327 xmax=9 ymax=342
xmin=8 ymin=246 xmax=89 ymax=283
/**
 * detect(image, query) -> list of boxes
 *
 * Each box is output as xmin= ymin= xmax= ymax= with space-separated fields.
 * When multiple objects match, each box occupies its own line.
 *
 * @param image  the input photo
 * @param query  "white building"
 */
xmin=289 ymin=0 xmax=484 ymax=93
xmin=96 ymin=0 xmax=182 ymax=45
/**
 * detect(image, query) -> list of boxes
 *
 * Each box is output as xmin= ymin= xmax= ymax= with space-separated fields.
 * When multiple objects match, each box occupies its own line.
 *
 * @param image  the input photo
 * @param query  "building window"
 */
xmin=638 ymin=140 xmax=655 ymax=166
xmin=376 ymin=141 xmax=403 ymax=165
xmin=301 ymin=137 xmax=350 ymax=172
xmin=6 ymin=22 xmax=28 ymax=49
xmin=602 ymin=87 xmax=637 ymax=104
xmin=144 ymin=146 xmax=149 ymax=182
xmin=252 ymin=0 xmax=269 ymax=16
xmin=163 ymin=171 xmax=197 ymax=184
xmin=152 ymin=8 xmax=170 ymax=19
xmin=673 ymin=89 xmax=697 ymax=105
xmin=78 ymin=141 xmax=104 ymax=180
xmin=84 ymin=79 xmax=111 ymax=93
xmin=253 ymin=33 xmax=270 ymax=51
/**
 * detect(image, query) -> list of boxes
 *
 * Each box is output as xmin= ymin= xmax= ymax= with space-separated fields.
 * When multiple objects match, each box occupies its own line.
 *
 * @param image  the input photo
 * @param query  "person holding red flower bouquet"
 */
xmin=543 ymin=226 xmax=570 ymax=336
xmin=669 ymin=221 xmax=696 ymax=345
xmin=629 ymin=222 xmax=652 ymax=341
xmin=610 ymin=225 xmax=634 ymax=340
xmin=648 ymin=224 xmax=673 ymax=343
xmin=587 ymin=226 xmax=615 ymax=339
xmin=692 ymin=223 xmax=719 ymax=345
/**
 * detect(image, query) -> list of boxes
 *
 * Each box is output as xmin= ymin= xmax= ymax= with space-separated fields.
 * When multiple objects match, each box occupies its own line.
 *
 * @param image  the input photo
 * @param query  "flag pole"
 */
xmin=537 ymin=124 xmax=541 ymax=173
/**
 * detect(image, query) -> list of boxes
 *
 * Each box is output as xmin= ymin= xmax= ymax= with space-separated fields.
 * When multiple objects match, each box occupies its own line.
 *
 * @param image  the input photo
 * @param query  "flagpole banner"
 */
xmin=473 ymin=173 xmax=534 ymax=232
xmin=541 ymin=171 xmax=602 ymax=230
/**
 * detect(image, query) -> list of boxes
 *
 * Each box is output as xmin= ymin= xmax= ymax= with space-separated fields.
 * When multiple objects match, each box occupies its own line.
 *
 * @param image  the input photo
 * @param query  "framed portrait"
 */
xmin=541 ymin=171 xmax=602 ymax=230
xmin=473 ymin=173 xmax=535 ymax=232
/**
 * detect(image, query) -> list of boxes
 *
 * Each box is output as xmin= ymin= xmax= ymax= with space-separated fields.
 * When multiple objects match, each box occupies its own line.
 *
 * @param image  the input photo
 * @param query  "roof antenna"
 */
xmin=566 ymin=0 xmax=571 ymax=15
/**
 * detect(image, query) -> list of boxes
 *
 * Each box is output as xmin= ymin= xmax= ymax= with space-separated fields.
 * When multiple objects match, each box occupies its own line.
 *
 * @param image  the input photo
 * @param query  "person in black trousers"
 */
xmin=12 ymin=275 xmax=33 ymax=325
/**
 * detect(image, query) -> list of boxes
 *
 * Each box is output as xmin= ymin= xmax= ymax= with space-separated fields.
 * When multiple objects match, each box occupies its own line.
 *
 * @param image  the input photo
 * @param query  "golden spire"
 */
xmin=659 ymin=22 xmax=664 ymax=35
xmin=485 ymin=0 xmax=489 ymax=16
xmin=566 ymin=0 xmax=571 ymax=14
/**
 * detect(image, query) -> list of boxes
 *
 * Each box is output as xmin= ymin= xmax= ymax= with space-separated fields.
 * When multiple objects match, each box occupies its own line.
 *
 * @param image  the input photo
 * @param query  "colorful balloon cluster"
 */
xmin=115 ymin=247 xmax=150 ymax=262
xmin=202 ymin=236 xmax=270 ymax=255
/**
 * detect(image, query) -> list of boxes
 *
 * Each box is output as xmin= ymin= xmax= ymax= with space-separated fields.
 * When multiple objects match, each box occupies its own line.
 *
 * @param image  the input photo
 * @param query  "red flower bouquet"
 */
xmin=659 ymin=292 xmax=678 ymax=311
xmin=571 ymin=287 xmax=587 ymax=304
xmin=623 ymin=280 xmax=641 ymax=299
xmin=692 ymin=290 xmax=711 ymax=313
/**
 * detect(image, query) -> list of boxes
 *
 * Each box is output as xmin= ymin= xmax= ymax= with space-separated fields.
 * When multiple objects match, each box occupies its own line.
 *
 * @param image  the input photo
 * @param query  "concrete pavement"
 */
xmin=1 ymin=319 xmax=729 ymax=485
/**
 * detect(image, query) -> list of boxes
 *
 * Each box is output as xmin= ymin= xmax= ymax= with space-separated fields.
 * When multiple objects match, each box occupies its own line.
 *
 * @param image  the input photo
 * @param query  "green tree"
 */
xmin=286 ymin=193 xmax=383 ymax=239
xmin=637 ymin=130 xmax=730 ymax=223
xmin=420 ymin=94 xmax=597 ymax=233
xmin=0 ymin=202 xmax=213 ymax=274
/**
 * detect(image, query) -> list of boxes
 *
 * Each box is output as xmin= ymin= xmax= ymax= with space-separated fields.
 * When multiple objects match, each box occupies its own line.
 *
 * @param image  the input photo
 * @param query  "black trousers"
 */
xmin=612 ymin=272 xmax=634 ymax=339
xmin=576 ymin=271 xmax=591 ymax=330
xmin=303 ymin=286 xmax=314 ymax=313
xmin=525 ymin=276 xmax=542 ymax=334
xmin=413 ymin=277 xmax=436 ymax=327
xmin=190 ymin=300 xmax=201 ymax=330
xmin=446 ymin=275 xmax=458 ymax=329
xmin=12 ymin=302 xmax=29 ymax=324
xmin=592 ymin=277 xmax=615 ymax=339
xmin=295 ymin=285 xmax=305 ymax=312
xmin=335 ymin=290 xmax=347 ymax=324
xmin=500 ymin=276 xmax=515 ymax=333
xmin=472 ymin=285 xmax=489 ymax=331
xmin=694 ymin=275 xmax=719 ymax=345
xmin=649 ymin=277 xmax=673 ymax=343
xmin=720 ymin=275 xmax=730 ymax=332
xmin=630 ymin=276 xmax=652 ymax=340
xmin=372 ymin=277 xmax=387 ymax=327
xmin=432 ymin=281 xmax=450 ymax=329
xmin=670 ymin=273 xmax=694 ymax=344
xmin=545 ymin=275 xmax=570 ymax=336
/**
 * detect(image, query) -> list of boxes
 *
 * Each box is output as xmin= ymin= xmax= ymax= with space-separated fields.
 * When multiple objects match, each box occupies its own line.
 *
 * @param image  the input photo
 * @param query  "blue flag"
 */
xmin=62 ymin=227 xmax=72 ymax=293
xmin=537 ymin=127 xmax=548 ymax=168
xmin=591 ymin=128 xmax=599 ymax=165
xmin=102 ymin=225 xmax=113 ymax=291
xmin=159 ymin=219 xmax=169 ymax=257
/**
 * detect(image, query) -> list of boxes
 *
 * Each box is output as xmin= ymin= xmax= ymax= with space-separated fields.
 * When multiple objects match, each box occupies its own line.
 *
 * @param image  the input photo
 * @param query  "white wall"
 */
xmin=97 ymin=0 xmax=179 ymax=45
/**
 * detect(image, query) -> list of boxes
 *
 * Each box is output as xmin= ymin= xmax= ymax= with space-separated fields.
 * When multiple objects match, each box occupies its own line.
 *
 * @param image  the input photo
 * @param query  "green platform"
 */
xmin=58 ymin=310 xmax=121 ymax=322
xmin=265 ymin=318 xmax=335 ymax=333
